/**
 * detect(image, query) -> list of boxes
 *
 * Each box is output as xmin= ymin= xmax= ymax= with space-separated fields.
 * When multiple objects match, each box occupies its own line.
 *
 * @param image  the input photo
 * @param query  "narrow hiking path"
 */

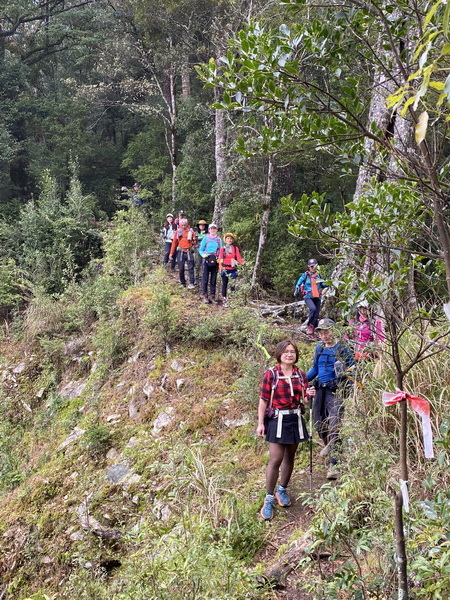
xmin=255 ymin=458 xmax=334 ymax=600
xmin=166 ymin=269 xmax=324 ymax=598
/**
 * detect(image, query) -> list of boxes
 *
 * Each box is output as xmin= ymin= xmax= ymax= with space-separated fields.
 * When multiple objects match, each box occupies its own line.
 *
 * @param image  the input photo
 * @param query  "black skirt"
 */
xmin=265 ymin=412 xmax=309 ymax=444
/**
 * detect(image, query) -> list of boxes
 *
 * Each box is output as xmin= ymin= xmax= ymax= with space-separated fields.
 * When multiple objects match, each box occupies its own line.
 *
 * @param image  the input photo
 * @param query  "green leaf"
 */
xmin=424 ymin=0 xmax=444 ymax=27
xmin=429 ymin=81 xmax=445 ymax=90
xmin=444 ymin=0 xmax=450 ymax=36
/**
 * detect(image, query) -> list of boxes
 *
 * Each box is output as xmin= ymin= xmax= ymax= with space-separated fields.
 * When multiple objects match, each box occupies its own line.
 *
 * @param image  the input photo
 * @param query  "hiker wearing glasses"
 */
xmin=257 ymin=340 xmax=308 ymax=521
xmin=306 ymin=318 xmax=354 ymax=480
xmin=295 ymin=258 xmax=327 ymax=340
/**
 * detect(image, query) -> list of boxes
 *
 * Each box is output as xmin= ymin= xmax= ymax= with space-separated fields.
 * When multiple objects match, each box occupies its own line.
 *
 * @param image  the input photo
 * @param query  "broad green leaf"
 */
xmin=424 ymin=0 xmax=444 ymax=27
xmin=429 ymin=81 xmax=445 ymax=90
xmin=445 ymin=0 xmax=450 ymax=36
xmin=399 ymin=95 xmax=415 ymax=117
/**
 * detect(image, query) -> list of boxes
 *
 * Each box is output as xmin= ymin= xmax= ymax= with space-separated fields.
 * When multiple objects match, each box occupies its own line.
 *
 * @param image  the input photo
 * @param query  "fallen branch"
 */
xmin=263 ymin=535 xmax=330 ymax=588
xmin=256 ymin=300 xmax=307 ymax=322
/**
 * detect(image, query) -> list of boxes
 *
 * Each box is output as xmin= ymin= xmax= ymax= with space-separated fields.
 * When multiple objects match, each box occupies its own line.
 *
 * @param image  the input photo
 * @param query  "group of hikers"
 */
xmin=161 ymin=210 xmax=245 ymax=308
xmin=256 ymin=313 xmax=381 ymax=520
xmin=257 ymin=259 xmax=384 ymax=521
xmin=160 ymin=209 xmax=383 ymax=521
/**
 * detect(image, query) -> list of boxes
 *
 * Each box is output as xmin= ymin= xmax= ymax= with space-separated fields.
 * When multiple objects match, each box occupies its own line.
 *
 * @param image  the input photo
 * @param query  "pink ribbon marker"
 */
xmin=382 ymin=389 xmax=434 ymax=459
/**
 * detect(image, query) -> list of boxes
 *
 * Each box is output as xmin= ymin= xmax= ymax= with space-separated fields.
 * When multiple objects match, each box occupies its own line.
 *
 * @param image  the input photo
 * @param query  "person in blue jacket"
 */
xmin=295 ymin=258 xmax=327 ymax=339
xmin=198 ymin=223 xmax=223 ymax=304
xmin=306 ymin=318 xmax=354 ymax=480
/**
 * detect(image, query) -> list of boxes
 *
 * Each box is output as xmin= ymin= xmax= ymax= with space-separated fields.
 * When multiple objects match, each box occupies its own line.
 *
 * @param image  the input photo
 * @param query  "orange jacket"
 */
xmin=170 ymin=228 xmax=197 ymax=255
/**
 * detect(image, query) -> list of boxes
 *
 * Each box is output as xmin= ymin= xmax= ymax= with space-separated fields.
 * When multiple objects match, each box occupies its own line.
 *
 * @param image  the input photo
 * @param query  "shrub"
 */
xmin=82 ymin=421 xmax=112 ymax=459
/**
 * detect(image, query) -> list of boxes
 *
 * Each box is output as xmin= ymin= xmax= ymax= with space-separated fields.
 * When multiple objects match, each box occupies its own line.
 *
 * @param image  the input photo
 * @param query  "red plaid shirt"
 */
xmin=259 ymin=364 xmax=308 ymax=410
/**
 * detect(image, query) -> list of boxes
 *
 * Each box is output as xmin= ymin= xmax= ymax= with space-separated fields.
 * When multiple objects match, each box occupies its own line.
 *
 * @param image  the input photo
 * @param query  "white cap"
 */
xmin=209 ymin=223 xmax=218 ymax=229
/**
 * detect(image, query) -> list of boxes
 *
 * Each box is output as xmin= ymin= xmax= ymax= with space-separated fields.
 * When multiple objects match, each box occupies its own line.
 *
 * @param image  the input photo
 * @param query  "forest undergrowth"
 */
xmin=0 ymin=229 xmax=449 ymax=600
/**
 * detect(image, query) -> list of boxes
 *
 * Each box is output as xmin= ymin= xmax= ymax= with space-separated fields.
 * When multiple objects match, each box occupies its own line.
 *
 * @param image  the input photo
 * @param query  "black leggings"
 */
xmin=202 ymin=263 xmax=218 ymax=296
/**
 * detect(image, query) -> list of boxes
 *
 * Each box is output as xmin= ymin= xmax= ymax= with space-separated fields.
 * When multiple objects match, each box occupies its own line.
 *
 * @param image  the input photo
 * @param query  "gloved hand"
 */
xmin=294 ymin=288 xmax=300 ymax=297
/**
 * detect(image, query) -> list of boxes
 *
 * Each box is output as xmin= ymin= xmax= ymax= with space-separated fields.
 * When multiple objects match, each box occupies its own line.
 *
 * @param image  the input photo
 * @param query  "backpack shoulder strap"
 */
xmin=270 ymin=367 xmax=278 ymax=390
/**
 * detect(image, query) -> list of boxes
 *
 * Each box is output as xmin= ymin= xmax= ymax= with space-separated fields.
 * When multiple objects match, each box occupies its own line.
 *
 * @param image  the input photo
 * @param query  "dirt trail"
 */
xmin=256 ymin=463 xmax=330 ymax=600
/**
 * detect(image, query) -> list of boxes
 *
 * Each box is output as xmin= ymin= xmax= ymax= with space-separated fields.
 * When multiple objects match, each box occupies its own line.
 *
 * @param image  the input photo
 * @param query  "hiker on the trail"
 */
xmin=198 ymin=223 xmax=223 ymax=304
xmin=348 ymin=301 xmax=384 ymax=360
xmin=169 ymin=218 xmax=196 ymax=289
xmin=131 ymin=182 xmax=144 ymax=207
xmin=295 ymin=258 xmax=327 ymax=339
xmin=257 ymin=339 xmax=309 ymax=521
xmin=218 ymin=233 xmax=245 ymax=308
xmin=194 ymin=219 xmax=208 ymax=285
xmin=306 ymin=318 xmax=354 ymax=480
xmin=161 ymin=213 xmax=177 ymax=272
xmin=174 ymin=210 xmax=187 ymax=227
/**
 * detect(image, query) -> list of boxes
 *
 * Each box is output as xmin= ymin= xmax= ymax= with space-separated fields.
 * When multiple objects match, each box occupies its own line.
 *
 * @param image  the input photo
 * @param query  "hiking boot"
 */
xmin=327 ymin=466 xmax=339 ymax=480
xmin=260 ymin=495 xmax=275 ymax=520
xmin=306 ymin=324 xmax=315 ymax=340
xmin=210 ymin=298 xmax=218 ymax=305
xmin=202 ymin=296 xmax=210 ymax=304
xmin=275 ymin=486 xmax=291 ymax=507
xmin=319 ymin=443 xmax=331 ymax=457
xmin=187 ymin=284 xmax=195 ymax=290
xmin=222 ymin=298 xmax=228 ymax=308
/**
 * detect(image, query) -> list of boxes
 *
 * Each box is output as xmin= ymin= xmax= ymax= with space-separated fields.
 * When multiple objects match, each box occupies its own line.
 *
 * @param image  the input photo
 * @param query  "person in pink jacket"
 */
xmin=349 ymin=302 xmax=384 ymax=360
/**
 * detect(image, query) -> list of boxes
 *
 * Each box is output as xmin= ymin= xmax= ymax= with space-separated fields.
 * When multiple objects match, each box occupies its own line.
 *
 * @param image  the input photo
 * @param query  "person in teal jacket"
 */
xmin=194 ymin=219 xmax=208 ymax=284
xmin=198 ymin=224 xmax=223 ymax=304
xmin=295 ymin=258 xmax=327 ymax=339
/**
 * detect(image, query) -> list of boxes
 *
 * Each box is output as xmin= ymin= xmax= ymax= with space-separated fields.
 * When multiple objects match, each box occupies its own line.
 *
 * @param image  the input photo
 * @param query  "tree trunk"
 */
xmin=181 ymin=58 xmax=191 ymax=98
xmin=392 ymin=333 xmax=409 ymax=600
xmin=252 ymin=158 xmax=275 ymax=289
xmin=168 ymin=50 xmax=177 ymax=206
xmin=213 ymin=86 xmax=227 ymax=229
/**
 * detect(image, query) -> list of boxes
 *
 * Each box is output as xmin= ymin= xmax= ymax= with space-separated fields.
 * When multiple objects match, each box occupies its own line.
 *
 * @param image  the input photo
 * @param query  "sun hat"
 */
xmin=224 ymin=232 xmax=236 ymax=241
xmin=198 ymin=219 xmax=207 ymax=225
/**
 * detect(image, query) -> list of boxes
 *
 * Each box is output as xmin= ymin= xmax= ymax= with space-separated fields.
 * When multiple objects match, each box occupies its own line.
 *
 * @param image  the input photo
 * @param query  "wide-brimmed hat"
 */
xmin=224 ymin=232 xmax=236 ymax=241
xmin=316 ymin=318 xmax=335 ymax=331
xmin=197 ymin=219 xmax=207 ymax=225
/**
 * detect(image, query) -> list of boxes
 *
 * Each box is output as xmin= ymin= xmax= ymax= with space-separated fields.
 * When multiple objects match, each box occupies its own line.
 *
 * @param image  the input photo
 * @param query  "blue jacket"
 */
xmin=199 ymin=234 xmax=222 ymax=257
xmin=295 ymin=270 xmax=327 ymax=298
xmin=307 ymin=341 xmax=354 ymax=384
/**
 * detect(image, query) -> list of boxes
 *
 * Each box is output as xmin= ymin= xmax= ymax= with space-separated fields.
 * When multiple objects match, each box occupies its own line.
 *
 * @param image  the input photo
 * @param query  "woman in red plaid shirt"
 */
xmin=257 ymin=340 xmax=308 ymax=520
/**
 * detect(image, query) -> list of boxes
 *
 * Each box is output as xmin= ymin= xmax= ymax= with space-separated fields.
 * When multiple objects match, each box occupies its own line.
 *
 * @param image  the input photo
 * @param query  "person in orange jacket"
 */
xmin=218 ymin=232 xmax=245 ymax=307
xmin=169 ymin=218 xmax=197 ymax=289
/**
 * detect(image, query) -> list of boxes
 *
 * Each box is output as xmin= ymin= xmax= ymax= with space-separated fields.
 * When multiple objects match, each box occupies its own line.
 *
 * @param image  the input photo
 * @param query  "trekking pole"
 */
xmin=302 ymin=387 xmax=313 ymax=491
xmin=308 ymin=394 xmax=313 ymax=491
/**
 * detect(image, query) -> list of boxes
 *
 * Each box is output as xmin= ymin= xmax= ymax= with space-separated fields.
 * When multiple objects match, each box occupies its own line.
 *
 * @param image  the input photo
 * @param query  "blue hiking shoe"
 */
xmin=275 ymin=486 xmax=291 ymax=507
xmin=260 ymin=494 xmax=275 ymax=520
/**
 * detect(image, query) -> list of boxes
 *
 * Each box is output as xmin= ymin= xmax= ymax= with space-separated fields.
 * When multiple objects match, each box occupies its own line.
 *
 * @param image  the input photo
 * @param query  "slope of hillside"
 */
xmin=1 ymin=267 xmax=449 ymax=600
xmin=0 ymin=269 xmax=319 ymax=600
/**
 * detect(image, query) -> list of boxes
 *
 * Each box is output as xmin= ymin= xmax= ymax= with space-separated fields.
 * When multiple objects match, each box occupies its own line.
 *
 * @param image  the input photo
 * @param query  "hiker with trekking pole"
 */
xmin=306 ymin=318 xmax=354 ymax=480
xmin=257 ymin=340 xmax=309 ymax=521
xmin=295 ymin=258 xmax=328 ymax=340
